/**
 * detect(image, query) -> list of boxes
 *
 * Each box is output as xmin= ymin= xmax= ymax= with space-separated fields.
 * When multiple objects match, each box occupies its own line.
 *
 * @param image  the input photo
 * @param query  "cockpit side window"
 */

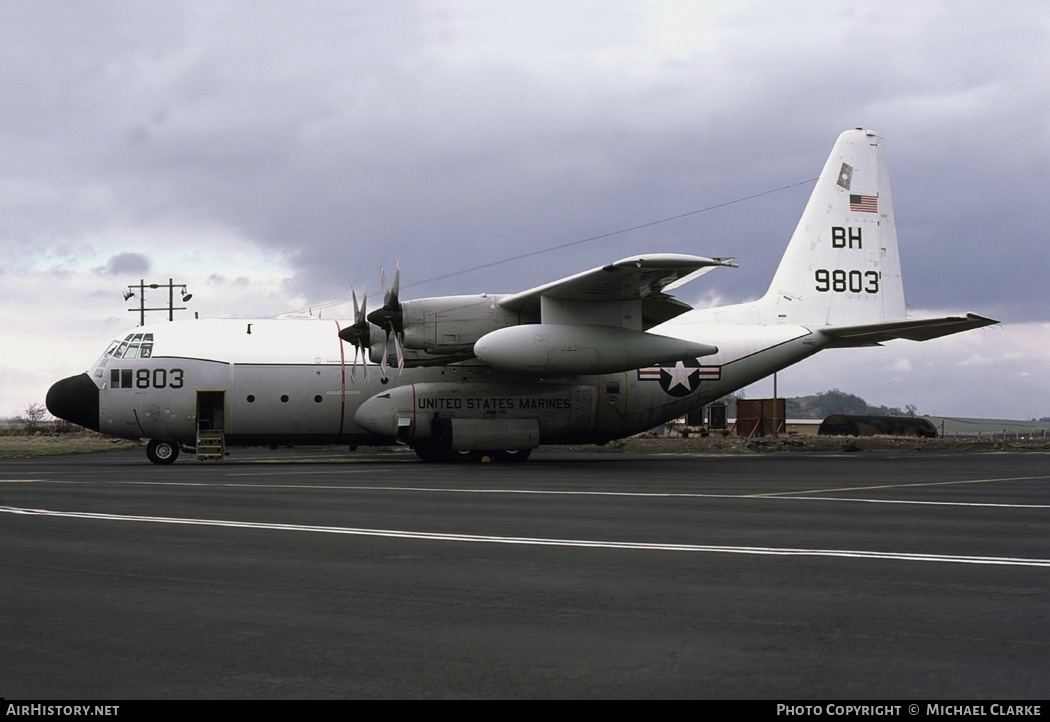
xmin=95 ymin=334 xmax=156 ymax=374
xmin=92 ymin=341 xmax=120 ymax=376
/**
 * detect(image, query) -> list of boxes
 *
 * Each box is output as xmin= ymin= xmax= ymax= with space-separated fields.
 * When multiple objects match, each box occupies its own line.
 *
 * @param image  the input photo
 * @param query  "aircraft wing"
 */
xmin=498 ymin=253 xmax=735 ymax=329
xmin=819 ymin=313 xmax=999 ymax=347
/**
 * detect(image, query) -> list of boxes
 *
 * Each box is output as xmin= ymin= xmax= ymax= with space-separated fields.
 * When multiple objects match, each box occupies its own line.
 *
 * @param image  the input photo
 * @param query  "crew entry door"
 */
xmin=196 ymin=390 xmax=226 ymax=461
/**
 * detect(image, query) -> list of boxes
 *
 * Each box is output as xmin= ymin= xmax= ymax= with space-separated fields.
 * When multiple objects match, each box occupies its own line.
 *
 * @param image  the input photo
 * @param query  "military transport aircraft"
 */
xmin=47 ymin=128 xmax=997 ymax=464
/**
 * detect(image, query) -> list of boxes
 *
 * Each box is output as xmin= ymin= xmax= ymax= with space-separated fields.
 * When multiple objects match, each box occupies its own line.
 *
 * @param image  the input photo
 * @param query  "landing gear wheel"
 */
xmin=449 ymin=449 xmax=483 ymax=464
xmin=492 ymin=449 xmax=532 ymax=464
xmin=146 ymin=439 xmax=180 ymax=465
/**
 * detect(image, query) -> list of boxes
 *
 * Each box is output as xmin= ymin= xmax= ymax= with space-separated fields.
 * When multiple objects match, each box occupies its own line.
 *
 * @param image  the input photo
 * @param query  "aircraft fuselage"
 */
xmin=47 ymin=129 xmax=997 ymax=463
xmin=50 ymin=316 xmax=824 ymax=456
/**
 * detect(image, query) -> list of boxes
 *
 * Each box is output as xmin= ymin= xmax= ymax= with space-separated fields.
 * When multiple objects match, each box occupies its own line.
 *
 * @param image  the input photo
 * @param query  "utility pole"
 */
xmin=772 ymin=371 xmax=778 ymax=438
xmin=124 ymin=278 xmax=193 ymax=325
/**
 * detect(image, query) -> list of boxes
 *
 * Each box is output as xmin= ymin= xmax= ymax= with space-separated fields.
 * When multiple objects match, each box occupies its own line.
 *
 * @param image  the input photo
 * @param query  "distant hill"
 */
xmin=785 ymin=389 xmax=917 ymax=419
xmin=722 ymin=389 xmax=917 ymax=420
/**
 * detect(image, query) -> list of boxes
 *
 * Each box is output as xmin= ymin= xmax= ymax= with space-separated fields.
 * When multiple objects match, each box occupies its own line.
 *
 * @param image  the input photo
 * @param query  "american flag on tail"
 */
xmin=849 ymin=194 xmax=878 ymax=213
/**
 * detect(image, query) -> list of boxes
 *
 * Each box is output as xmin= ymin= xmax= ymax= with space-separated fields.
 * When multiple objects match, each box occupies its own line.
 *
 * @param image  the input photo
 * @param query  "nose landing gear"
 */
xmin=146 ymin=439 xmax=180 ymax=465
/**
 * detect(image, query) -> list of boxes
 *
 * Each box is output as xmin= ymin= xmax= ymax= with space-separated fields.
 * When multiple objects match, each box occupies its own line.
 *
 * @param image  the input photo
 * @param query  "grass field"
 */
xmin=0 ymin=434 xmax=141 ymax=458
xmin=2 ymin=430 xmax=1046 ymax=460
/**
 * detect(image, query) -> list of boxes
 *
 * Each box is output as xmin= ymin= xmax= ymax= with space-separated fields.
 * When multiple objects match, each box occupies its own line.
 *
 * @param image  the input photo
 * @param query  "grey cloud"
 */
xmin=98 ymin=252 xmax=151 ymax=276
xmin=2 ymin=1 xmax=1046 ymax=324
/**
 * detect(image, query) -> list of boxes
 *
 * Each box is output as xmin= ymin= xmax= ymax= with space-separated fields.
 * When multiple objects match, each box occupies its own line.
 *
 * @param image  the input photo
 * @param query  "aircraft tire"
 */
xmin=449 ymin=449 xmax=483 ymax=464
xmin=146 ymin=439 xmax=180 ymax=465
xmin=412 ymin=443 xmax=486 ymax=464
xmin=492 ymin=449 xmax=532 ymax=463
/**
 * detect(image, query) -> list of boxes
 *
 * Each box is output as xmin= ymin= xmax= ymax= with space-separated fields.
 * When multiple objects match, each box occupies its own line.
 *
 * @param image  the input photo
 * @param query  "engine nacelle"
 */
xmin=363 ymin=323 xmax=387 ymax=365
xmin=399 ymin=295 xmax=526 ymax=354
xmin=473 ymin=324 xmax=717 ymax=375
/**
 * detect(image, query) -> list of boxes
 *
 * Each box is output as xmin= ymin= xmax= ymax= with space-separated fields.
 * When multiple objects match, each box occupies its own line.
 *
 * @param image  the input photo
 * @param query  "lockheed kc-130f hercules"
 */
xmin=47 ymin=129 xmax=997 ymax=464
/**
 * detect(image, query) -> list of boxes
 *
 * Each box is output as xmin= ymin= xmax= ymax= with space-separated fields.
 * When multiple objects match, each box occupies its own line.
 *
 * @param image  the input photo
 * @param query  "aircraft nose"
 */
xmin=46 ymin=373 xmax=101 ymax=432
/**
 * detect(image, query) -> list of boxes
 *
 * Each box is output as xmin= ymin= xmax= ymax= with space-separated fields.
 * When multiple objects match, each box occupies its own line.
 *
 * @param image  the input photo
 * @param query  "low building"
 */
xmin=818 ymin=415 xmax=938 ymax=438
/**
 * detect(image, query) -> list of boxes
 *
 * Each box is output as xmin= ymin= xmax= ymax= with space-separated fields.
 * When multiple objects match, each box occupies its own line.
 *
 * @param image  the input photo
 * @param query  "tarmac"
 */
xmin=1 ymin=446 xmax=1048 ymax=699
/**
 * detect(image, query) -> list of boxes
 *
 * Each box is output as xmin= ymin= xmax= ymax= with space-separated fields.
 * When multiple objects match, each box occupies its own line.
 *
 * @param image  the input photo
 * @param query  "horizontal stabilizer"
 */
xmin=819 ymin=314 xmax=999 ymax=347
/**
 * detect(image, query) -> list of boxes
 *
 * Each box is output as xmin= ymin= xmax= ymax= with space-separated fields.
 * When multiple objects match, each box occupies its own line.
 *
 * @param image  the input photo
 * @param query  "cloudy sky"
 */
xmin=2 ymin=1 xmax=1047 ymax=420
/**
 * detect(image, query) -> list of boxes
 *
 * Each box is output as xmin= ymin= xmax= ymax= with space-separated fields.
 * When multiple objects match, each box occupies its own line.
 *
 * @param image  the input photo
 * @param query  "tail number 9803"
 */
xmin=815 ymin=269 xmax=880 ymax=294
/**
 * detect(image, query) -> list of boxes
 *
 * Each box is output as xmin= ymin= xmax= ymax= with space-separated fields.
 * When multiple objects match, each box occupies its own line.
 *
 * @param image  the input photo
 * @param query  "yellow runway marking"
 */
xmin=750 ymin=474 xmax=1050 ymax=497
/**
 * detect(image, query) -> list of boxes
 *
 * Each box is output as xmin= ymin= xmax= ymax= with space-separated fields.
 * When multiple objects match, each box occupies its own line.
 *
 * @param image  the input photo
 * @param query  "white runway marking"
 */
xmin=25 ymin=477 xmax=1050 ymax=509
xmin=3 ymin=505 xmax=1049 ymax=568
xmin=749 ymin=474 xmax=1050 ymax=497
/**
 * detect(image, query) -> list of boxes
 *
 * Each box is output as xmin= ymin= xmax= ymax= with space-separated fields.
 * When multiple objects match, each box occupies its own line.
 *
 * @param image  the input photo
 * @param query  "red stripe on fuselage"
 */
xmin=334 ymin=320 xmax=346 ymax=437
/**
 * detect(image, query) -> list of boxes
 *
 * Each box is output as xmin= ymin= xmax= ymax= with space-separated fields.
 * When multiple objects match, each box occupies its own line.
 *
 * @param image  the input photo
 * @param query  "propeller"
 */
xmin=367 ymin=261 xmax=405 ymax=378
xmin=338 ymin=287 xmax=370 ymax=383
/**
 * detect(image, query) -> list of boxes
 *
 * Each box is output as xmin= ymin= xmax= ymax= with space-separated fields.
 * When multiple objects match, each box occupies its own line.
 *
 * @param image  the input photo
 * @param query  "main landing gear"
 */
xmin=412 ymin=442 xmax=532 ymax=464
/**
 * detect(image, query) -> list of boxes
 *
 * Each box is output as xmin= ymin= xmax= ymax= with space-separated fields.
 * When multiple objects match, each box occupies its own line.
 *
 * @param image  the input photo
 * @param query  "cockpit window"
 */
xmin=96 ymin=334 xmax=156 ymax=368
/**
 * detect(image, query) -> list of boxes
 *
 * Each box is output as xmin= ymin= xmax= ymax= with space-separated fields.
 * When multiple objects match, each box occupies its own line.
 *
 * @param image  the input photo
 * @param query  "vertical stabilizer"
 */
xmin=760 ymin=128 xmax=905 ymax=327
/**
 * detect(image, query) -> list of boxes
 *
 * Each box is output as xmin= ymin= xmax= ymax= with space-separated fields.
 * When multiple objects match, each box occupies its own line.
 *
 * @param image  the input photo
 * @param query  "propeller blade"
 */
xmin=351 ymin=343 xmax=368 ymax=386
xmin=380 ymin=329 xmax=390 ymax=380
xmin=342 ymin=285 xmax=373 ymax=385
xmin=368 ymin=262 xmax=405 ymax=378
xmin=389 ymin=258 xmax=400 ymax=308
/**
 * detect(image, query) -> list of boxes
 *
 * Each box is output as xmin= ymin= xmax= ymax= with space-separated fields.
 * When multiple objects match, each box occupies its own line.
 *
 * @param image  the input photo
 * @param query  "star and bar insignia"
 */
xmin=638 ymin=360 xmax=720 ymax=397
